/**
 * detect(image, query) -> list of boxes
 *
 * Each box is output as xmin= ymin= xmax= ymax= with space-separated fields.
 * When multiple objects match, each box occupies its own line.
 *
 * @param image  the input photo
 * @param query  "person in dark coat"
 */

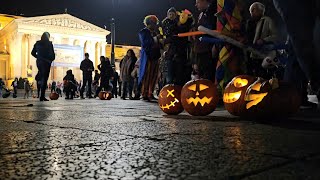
xmin=63 ymin=70 xmax=77 ymax=100
xmin=97 ymin=56 xmax=114 ymax=95
xmin=31 ymin=32 xmax=55 ymax=101
xmin=11 ymin=78 xmax=18 ymax=98
xmin=80 ymin=53 xmax=94 ymax=99
xmin=112 ymin=69 xmax=119 ymax=98
xmin=120 ymin=49 xmax=137 ymax=100
xmin=35 ymin=72 xmax=41 ymax=98
xmin=193 ymin=0 xmax=217 ymax=82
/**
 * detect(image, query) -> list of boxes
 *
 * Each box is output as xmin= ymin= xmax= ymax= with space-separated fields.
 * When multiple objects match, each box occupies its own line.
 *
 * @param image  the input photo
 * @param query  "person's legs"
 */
xmin=40 ymin=62 xmax=51 ymax=100
xmin=122 ymin=81 xmax=128 ymax=99
xmin=274 ymin=0 xmax=320 ymax=93
xmin=128 ymin=78 xmax=134 ymax=99
xmin=80 ymin=77 xmax=88 ymax=98
xmin=87 ymin=78 xmax=92 ymax=97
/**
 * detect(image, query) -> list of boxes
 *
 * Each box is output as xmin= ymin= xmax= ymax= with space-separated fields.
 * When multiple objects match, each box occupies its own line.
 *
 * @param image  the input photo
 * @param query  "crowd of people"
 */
xmin=1 ymin=0 xmax=319 ymax=110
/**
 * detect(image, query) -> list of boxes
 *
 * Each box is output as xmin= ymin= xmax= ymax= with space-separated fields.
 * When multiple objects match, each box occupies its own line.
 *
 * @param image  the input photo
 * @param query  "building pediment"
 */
xmin=15 ymin=14 xmax=110 ymax=36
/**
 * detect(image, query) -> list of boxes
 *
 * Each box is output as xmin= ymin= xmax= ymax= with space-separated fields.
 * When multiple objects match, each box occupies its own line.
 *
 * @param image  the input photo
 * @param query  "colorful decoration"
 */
xmin=181 ymin=79 xmax=219 ymax=116
xmin=215 ymin=0 xmax=244 ymax=90
xmin=158 ymin=84 xmax=184 ymax=115
xmin=223 ymin=75 xmax=301 ymax=117
xmin=49 ymin=92 xmax=59 ymax=100
xmin=98 ymin=91 xmax=112 ymax=100
xmin=177 ymin=9 xmax=192 ymax=25
xmin=177 ymin=31 xmax=205 ymax=37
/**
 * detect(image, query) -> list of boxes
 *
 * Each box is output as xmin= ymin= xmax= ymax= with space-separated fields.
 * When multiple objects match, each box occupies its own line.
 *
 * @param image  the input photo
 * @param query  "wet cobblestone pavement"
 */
xmin=0 ymin=97 xmax=320 ymax=179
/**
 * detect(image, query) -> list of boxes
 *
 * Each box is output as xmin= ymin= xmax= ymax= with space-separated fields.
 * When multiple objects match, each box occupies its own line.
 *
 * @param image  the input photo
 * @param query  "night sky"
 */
xmin=1 ymin=0 xmax=283 ymax=45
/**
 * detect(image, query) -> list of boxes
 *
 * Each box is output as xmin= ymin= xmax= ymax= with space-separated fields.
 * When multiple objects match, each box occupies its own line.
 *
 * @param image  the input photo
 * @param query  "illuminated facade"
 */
xmin=0 ymin=13 xmax=110 ymax=83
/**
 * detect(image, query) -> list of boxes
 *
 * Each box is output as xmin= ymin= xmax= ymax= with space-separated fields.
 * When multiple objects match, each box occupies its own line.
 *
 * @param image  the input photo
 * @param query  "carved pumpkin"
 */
xmin=98 ymin=91 xmax=112 ymax=100
xmin=223 ymin=75 xmax=256 ymax=116
xmin=158 ymin=84 xmax=184 ymax=115
xmin=181 ymin=79 xmax=219 ymax=116
xmin=49 ymin=92 xmax=59 ymax=100
xmin=223 ymin=75 xmax=301 ymax=117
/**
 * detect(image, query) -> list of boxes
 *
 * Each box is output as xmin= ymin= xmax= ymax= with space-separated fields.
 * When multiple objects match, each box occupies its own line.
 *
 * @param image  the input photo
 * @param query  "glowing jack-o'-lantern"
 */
xmin=223 ymin=75 xmax=256 ymax=116
xmin=158 ymin=84 xmax=184 ymax=115
xmin=224 ymin=75 xmax=301 ymax=117
xmin=49 ymin=92 xmax=59 ymax=100
xmin=98 ymin=91 xmax=112 ymax=100
xmin=181 ymin=79 xmax=219 ymax=116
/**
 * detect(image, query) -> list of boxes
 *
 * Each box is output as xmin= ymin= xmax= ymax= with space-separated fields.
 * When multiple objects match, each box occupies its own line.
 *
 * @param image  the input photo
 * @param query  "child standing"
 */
xmin=24 ymin=79 xmax=31 ymax=99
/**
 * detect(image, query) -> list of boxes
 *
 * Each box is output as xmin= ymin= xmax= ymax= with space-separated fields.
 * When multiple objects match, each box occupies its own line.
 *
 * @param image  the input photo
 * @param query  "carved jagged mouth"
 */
xmin=186 ymin=96 xmax=213 ymax=106
xmin=223 ymin=91 xmax=242 ymax=103
xmin=160 ymin=98 xmax=180 ymax=110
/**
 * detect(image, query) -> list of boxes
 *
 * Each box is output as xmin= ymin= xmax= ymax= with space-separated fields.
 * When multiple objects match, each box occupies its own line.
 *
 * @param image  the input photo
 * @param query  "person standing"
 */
xmin=97 ymin=56 xmax=114 ymax=95
xmin=31 ymin=32 xmax=55 ymax=101
xmin=120 ymin=49 xmax=137 ymax=100
xmin=0 ymin=78 xmax=4 ymax=98
xmin=80 ymin=53 xmax=94 ymax=99
xmin=193 ymin=0 xmax=217 ymax=82
xmin=138 ymin=15 xmax=161 ymax=101
xmin=11 ymin=78 xmax=18 ymax=98
xmin=246 ymin=2 xmax=278 ymax=79
xmin=93 ymin=70 xmax=100 ymax=97
xmin=273 ymin=0 xmax=320 ymax=104
xmin=112 ymin=69 xmax=119 ymax=98
xmin=24 ymin=79 xmax=31 ymax=99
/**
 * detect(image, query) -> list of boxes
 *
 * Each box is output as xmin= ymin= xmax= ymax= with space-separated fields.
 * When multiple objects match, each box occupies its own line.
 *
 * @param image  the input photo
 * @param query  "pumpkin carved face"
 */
xmin=224 ymin=75 xmax=300 ymax=117
xmin=158 ymin=85 xmax=183 ymax=115
xmin=223 ymin=75 xmax=256 ymax=116
xmin=49 ymin=92 xmax=59 ymax=100
xmin=181 ymin=79 xmax=219 ymax=116
xmin=98 ymin=91 xmax=112 ymax=100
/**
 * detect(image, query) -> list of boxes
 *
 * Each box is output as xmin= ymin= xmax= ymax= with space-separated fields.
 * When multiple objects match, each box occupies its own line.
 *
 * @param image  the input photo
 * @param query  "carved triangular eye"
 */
xmin=199 ymin=84 xmax=209 ymax=91
xmin=188 ymin=84 xmax=197 ymax=91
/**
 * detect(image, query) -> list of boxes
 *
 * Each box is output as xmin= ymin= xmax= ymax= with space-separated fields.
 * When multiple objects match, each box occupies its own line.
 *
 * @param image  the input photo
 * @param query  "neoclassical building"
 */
xmin=0 ymin=13 xmax=110 ymax=83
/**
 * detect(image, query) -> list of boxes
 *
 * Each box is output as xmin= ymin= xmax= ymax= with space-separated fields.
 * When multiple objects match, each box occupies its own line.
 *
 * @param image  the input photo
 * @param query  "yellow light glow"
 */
xmin=166 ymin=89 xmax=175 ymax=98
xmin=188 ymin=84 xmax=197 ymax=91
xmin=186 ymin=96 xmax=213 ymax=106
xmin=233 ymin=78 xmax=248 ymax=88
xmin=199 ymin=84 xmax=209 ymax=91
xmin=245 ymin=93 xmax=268 ymax=109
xmin=223 ymin=91 xmax=242 ymax=103
xmin=160 ymin=98 xmax=179 ymax=110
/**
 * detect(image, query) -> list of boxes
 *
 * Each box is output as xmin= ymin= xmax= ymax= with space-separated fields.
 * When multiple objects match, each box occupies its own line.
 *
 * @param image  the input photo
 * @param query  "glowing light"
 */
xmin=199 ymin=84 xmax=209 ymax=91
xmin=233 ymin=78 xmax=248 ymax=88
xmin=245 ymin=93 xmax=268 ymax=109
xmin=223 ymin=91 xmax=242 ymax=103
xmin=166 ymin=89 xmax=175 ymax=98
xmin=188 ymin=84 xmax=197 ymax=91
xmin=160 ymin=98 xmax=179 ymax=110
xmin=186 ymin=96 xmax=213 ymax=106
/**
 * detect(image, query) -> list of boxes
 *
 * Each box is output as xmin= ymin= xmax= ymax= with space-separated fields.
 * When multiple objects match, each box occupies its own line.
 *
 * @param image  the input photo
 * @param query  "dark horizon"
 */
xmin=1 ymin=0 xmax=284 ymax=46
xmin=1 ymin=0 xmax=197 ymax=46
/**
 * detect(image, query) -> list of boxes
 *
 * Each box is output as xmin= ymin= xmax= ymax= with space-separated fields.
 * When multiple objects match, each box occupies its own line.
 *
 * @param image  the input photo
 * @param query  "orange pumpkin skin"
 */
xmin=223 ymin=75 xmax=256 ymax=116
xmin=158 ymin=84 xmax=184 ymax=115
xmin=98 ymin=91 xmax=112 ymax=100
xmin=49 ymin=92 xmax=59 ymax=100
xmin=181 ymin=79 xmax=219 ymax=116
xmin=255 ymin=82 xmax=301 ymax=117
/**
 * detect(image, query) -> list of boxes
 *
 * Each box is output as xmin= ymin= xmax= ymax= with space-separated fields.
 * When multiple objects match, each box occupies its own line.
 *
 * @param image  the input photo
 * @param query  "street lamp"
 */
xmin=110 ymin=18 xmax=115 ymax=67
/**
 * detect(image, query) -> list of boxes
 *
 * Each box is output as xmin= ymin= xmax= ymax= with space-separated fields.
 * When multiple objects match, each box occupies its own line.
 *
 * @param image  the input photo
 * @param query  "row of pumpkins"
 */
xmin=158 ymin=75 xmax=301 ymax=117
xmin=50 ymin=90 xmax=112 ymax=100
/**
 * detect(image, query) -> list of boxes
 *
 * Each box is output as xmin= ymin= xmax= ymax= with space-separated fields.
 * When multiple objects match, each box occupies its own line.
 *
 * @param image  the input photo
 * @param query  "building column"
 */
xmin=10 ymin=32 xmax=24 ymax=79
